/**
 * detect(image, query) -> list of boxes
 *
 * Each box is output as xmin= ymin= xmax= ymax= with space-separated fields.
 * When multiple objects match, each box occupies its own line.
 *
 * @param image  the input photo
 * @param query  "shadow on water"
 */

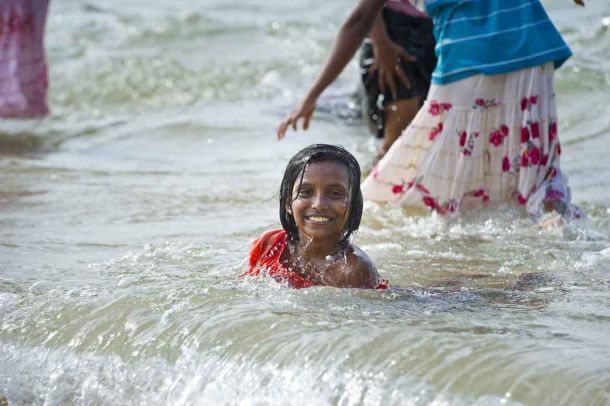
xmin=0 ymin=131 xmax=51 ymax=156
xmin=369 ymin=272 xmax=558 ymax=317
xmin=0 ymin=115 xmax=130 ymax=157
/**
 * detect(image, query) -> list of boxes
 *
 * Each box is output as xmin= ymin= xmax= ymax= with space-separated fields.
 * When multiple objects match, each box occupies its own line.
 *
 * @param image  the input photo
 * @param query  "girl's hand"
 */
xmin=277 ymin=96 xmax=317 ymax=139
xmin=371 ymin=40 xmax=416 ymax=100
xmin=276 ymin=0 xmax=386 ymax=140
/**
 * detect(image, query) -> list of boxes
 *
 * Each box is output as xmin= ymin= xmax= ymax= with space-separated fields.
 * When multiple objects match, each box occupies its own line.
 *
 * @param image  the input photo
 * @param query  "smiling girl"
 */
xmin=245 ymin=144 xmax=388 ymax=289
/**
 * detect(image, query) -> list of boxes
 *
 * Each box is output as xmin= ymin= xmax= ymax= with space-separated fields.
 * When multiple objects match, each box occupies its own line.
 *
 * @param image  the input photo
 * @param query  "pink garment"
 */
xmin=385 ymin=0 xmax=427 ymax=18
xmin=0 ymin=0 xmax=49 ymax=118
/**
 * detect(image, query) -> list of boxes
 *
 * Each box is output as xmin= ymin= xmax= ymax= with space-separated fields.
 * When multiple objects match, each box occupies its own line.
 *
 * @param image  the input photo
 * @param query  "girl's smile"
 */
xmin=290 ymin=161 xmax=350 ymax=242
xmin=306 ymin=216 xmax=332 ymax=224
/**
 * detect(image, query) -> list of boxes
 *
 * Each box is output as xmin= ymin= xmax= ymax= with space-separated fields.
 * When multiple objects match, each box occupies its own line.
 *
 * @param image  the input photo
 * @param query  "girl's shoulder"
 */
xmin=345 ymin=245 xmax=375 ymax=271
xmin=332 ymin=244 xmax=379 ymax=288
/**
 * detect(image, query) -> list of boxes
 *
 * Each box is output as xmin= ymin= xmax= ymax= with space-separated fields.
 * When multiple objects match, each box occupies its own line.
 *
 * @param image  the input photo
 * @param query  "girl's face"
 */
xmin=290 ymin=161 xmax=350 ymax=242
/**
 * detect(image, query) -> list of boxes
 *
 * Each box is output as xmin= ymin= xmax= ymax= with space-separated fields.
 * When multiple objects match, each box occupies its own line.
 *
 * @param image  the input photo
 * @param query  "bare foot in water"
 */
xmin=537 ymin=210 xmax=563 ymax=229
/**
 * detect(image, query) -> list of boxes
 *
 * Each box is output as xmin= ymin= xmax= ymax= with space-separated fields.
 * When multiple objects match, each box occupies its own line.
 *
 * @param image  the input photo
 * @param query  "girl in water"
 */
xmin=278 ymin=0 xmax=585 ymax=223
xmin=245 ymin=144 xmax=388 ymax=289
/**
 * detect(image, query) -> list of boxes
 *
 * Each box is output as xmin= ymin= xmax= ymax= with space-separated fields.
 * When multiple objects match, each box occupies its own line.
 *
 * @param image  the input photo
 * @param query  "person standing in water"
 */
xmin=278 ymin=0 xmax=585 ymax=223
xmin=360 ymin=0 xmax=436 ymax=157
xmin=245 ymin=144 xmax=388 ymax=289
xmin=0 ymin=0 xmax=50 ymax=118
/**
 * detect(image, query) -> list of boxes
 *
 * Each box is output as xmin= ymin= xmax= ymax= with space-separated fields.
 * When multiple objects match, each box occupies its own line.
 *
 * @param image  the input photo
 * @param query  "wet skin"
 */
xmin=280 ymin=161 xmax=379 ymax=288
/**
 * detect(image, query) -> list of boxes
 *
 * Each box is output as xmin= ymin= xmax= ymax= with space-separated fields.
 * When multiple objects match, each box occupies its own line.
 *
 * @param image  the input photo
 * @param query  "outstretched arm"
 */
xmin=277 ymin=0 xmax=385 ymax=139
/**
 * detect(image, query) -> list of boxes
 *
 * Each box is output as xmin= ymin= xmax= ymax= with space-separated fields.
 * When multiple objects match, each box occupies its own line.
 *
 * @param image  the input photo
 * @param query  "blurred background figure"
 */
xmin=0 ymin=0 xmax=49 ymax=118
xmin=359 ymin=0 xmax=436 ymax=158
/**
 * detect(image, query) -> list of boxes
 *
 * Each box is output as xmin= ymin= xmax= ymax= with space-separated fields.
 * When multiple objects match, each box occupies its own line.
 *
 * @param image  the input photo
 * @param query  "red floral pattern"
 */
xmin=459 ymin=131 xmax=467 ymax=147
xmin=520 ymin=153 xmax=528 ymax=167
xmin=422 ymin=196 xmax=436 ymax=209
xmin=521 ymin=126 xmax=530 ymax=143
xmin=502 ymin=156 xmax=511 ymax=172
xmin=429 ymin=122 xmax=444 ymax=141
xmin=500 ymin=125 xmax=509 ymax=136
xmin=489 ymin=124 xmax=509 ymax=147
xmin=531 ymin=121 xmax=540 ymax=138
xmin=468 ymin=189 xmax=490 ymax=204
xmin=549 ymin=121 xmax=557 ymax=141
xmin=545 ymin=189 xmax=565 ymax=200
xmin=473 ymin=98 xmax=499 ymax=110
xmin=365 ymin=88 xmax=582 ymax=221
xmin=529 ymin=146 xmax=541 ymax=165
xmin=521 ymin=95 xmax=538 ymax=111
xmin=458 ymin=130 xmax=479 ymax=156
xmin=428 ymin=100 xmax=452 ymax=116
xmin=392 ymin=184 xmax=404 ymax=194
xmin=416 ymin=183 xmax=430 ymax=194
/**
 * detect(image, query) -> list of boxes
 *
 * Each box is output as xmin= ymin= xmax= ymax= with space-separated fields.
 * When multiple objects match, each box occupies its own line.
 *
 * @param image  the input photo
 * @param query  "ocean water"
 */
xmin=1 ymin=1 xmax=610 ymax=405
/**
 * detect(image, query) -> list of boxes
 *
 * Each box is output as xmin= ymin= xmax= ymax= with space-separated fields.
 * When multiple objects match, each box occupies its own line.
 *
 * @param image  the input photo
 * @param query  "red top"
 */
xmin=245 ymin=229 xmax=388 ymax=289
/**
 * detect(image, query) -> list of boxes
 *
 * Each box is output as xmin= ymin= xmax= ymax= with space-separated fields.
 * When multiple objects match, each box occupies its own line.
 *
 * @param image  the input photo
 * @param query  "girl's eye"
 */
xmin=330 ymin=190 xmax=347 ymax=199
xmin=298 ymin=188 xmax=312 ymax=197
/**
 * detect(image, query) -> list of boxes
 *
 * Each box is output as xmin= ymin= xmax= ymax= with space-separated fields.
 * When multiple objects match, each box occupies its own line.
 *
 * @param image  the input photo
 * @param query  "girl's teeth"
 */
xmin=309 ymin=216 xmax=330 ymax=222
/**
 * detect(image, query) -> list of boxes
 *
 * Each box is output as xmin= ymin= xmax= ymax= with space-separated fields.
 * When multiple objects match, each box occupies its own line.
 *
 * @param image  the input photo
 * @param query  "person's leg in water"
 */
xmin=380 ymin=96 xmax=420 ymax=156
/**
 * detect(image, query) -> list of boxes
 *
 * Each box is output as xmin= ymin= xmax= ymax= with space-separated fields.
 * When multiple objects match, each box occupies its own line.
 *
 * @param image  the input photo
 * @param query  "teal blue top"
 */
xmin=424 ymin=0 xmax=572 ymax=84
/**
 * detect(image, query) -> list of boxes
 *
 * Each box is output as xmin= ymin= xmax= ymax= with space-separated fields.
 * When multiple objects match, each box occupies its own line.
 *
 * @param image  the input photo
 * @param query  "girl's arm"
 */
xmin=369 ymin=11 xmax=415 ymax=99
xmin=277 ymin=0 xmax=386 ymax=139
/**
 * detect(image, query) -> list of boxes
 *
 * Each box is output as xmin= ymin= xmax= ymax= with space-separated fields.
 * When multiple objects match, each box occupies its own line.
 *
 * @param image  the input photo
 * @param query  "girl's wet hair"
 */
xmin=279 ymin=144 xmax=363 ymax=244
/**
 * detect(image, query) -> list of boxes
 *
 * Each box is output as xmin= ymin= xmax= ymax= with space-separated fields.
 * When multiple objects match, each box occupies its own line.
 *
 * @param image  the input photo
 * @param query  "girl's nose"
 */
xmin=311 ymin=192 xmax=327 ymax=209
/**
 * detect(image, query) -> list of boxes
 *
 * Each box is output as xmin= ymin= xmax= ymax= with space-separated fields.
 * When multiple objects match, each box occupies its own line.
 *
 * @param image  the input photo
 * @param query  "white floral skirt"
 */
xmin=361 ymin=63 xmax=584 ymax=221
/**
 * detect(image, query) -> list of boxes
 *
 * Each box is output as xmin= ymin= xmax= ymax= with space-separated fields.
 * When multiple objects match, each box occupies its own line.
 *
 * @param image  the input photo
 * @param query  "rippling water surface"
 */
xmin=1 ymin=1 xmax=610 ymax=405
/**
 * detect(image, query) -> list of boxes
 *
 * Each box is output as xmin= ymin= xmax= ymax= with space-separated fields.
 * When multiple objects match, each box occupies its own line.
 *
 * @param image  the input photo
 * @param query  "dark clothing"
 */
xmin=360 ymin=8 xmax=436 ymax=137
